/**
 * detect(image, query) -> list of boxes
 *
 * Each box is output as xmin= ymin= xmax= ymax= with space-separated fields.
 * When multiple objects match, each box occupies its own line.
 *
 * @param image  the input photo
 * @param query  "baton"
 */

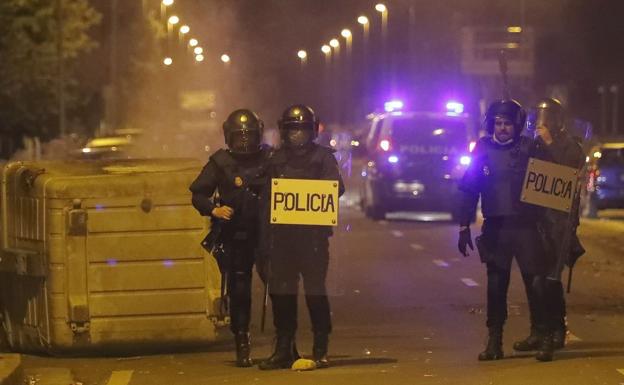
xmin=498 ymin=50 xmax=511 ymax=100
xmin=566 ymin=265 xmax=573 ymax=293
xmin=261 ymin=280 xmax=269 ymax=332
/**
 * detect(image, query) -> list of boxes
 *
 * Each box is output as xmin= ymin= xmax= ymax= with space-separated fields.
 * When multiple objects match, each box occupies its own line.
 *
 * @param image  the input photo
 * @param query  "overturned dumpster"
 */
xmin=0 ymin=159 xmax=225 ymax=353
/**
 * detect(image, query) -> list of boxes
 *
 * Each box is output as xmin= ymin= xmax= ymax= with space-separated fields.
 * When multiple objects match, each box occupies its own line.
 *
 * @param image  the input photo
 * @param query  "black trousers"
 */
xmin=224 ymin=238 xmax=255 ymax=334
xmin=485 ymin=264 xmax=541 ymax=330
xmin=541 ymin=279 xmax=567 ymax=332
xmin=481 ymin=217 xmax=546 ymax=331
xmin=268 ymin=228 xmax=332 ymax=336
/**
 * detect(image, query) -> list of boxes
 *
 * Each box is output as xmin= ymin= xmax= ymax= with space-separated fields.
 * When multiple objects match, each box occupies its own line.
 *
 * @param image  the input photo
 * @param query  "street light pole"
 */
xmin=56 ymin=0 xmax=66 ymax=137
xmin=330 ymin=38 xmax=341 ymax=125
xmin=375 ymin=3 xmax=388 ymax=87
xmin=322 ymin=45 xmax=332 ymax=120
xmin=611 ymin=85 xmax=619 ymax=135
xmin=598 ymin=86 xmax=607 ymax=134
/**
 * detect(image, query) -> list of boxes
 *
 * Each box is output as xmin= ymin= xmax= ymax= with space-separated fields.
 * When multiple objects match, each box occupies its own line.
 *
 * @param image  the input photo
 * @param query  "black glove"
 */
xmin=458 ymin=227 xmax=474 ymax=257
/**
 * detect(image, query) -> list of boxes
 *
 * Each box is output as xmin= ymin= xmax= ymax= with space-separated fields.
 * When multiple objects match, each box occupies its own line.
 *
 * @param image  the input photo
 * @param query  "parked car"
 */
xmin=582 ymin=142 xmax=624 ymax=217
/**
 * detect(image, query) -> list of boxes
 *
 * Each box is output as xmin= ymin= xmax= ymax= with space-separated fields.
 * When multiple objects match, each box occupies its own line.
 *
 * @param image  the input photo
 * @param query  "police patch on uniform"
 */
xmin=483 ymin=166 xmax=490 ymax=176
xmin=234 ymin=176 xmax=243 ymax=187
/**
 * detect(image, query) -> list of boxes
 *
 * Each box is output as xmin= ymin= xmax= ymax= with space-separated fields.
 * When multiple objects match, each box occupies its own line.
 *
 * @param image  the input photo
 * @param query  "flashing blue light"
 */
xmin=446 ymin=101 xmax=464 ymax=114
xmin=384 ymin=100 xmax=404 ymax=112
xmin=388 ymin=155 xmax=399 ymax=163
xmin=460 ymin=155 xmax=471 ymax=166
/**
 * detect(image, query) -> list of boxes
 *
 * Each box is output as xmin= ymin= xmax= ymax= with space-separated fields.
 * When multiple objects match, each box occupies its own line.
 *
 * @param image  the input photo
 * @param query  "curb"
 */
xmin=0 ymin=354 xmax=22 ymax=385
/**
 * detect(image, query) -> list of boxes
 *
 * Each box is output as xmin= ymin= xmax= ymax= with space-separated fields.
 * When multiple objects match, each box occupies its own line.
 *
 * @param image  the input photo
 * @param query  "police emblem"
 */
xmin=483 ymin=166 xmax=490 ymax=176
xmin=234 ymin=176 xmax=243 ymax=187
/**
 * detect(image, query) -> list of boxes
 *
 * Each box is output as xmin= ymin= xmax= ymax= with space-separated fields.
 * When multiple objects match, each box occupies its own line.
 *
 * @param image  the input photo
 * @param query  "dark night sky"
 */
xmin=84 ymin=0 xmax=624 ymax=135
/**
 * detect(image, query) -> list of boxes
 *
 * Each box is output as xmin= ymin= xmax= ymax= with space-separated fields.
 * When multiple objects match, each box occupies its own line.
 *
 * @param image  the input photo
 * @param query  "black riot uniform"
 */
xmin=457 ymin=99 xmax=546 ymax=361
xmin=258 ymin=105 xmax=345 ymax=371
xmin=189 ymin=109 xmax=269 ymax=367
xmin=516 ymin=98 xmax=586 ymax=361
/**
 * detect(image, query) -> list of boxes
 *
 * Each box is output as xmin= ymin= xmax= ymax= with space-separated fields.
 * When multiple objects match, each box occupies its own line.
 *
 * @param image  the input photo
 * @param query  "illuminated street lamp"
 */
xmin=358 ymin=15 xmax=370 ymax=44
xmin=221 ymin=54 xmax=231 ymax=63
xmin=167 ymin=15 xmax=179 ymax=41
xmin=375 ymin=3 xmax=388 ymax=43
xmin=194 ymin=46 xmax=203 ymax=55
xmin=178 ymin=25 xmax=190 ymax=43
xmin=341 ymin=28 xmax=352 ymax=55
xmin=375 ymin=3 xmax=388 ymax=80
xmin=163 ymin=57 xmax=173 ymax=66
xmin=321 ymin=44 xmax=331 ymax=59
xmin=195 ymin=54 xmax=204 ymax=62
xmin=161 ymin=0 xmax=174 ymax=21
xmin=329 ymin=38 xmax=339 ymax=48
xmin=189 ymin=38 xmax=198 ymax=47
xmin=297 ymin=49 xmax=307 ymax=69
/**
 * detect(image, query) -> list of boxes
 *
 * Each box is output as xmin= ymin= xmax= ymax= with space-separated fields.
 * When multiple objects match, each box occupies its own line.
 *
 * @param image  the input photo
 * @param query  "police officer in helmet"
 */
xmin=515 ymin=98 xmax=585 ymax=361
xmin=190 ymin=109 xmax=269 ymax=367
xmin=258 ymin=105 xmax=344 ymax=370
xmin=457 ymin=99 xmax=547 ymax=361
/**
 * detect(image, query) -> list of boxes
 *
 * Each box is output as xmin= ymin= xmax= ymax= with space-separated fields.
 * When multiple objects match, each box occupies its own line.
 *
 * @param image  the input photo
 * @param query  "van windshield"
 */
xmin=389 ymin=117 xmax=468 ymax=155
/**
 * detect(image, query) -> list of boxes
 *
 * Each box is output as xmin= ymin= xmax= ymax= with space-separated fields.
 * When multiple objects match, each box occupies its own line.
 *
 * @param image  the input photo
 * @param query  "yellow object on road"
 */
xmin=291 ymin=358 xmax=316 ymax=371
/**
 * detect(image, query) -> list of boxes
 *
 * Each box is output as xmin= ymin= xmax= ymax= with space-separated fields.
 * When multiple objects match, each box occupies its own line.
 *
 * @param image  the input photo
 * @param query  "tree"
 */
xmin=0 ymin=0 xmax=100 ymax=156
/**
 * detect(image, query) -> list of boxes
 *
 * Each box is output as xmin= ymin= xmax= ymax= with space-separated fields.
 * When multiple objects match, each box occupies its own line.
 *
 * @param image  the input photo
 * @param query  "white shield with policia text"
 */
xmin=521 ymin=158 xmax=579 ymax=212
xmin=270 ymin=178 xmax=339 ymax=226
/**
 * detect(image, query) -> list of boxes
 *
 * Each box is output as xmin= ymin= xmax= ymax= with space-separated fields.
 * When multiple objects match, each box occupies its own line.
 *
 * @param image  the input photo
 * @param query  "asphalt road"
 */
xmin=19 ymin=170 xmax=624 ymax=385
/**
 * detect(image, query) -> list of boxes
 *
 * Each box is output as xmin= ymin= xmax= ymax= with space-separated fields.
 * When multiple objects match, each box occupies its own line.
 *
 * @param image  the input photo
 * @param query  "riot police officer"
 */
xmin=515 ymin=98 xmax=585 ymax=361
xmin=457 ymin=99 xmax=546 ymax=361
xmin=189 ymin=109 xmax=269 ymax=367
xmin=258 ymin=105 xmax=344 ymax=370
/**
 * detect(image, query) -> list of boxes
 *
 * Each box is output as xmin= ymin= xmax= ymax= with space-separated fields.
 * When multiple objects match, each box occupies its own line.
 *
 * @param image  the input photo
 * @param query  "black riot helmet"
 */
xmin=277 ymin=104 xmax=319 ymax=148
xmin=222 ymin=109 xmax=264 ymax=154
xmin=484 ymin=99 xmax=526 ymax=136
xmin=527 ymin=97 xmax=565 ymax=137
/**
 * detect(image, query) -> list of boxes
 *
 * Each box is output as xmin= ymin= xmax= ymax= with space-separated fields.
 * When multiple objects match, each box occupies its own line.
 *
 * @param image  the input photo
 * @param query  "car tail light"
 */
xmin=587 ymin=169 xmax=599 ymax=192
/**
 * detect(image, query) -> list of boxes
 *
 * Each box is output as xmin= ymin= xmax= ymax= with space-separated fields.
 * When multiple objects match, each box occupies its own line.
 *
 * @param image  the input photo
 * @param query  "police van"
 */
xmin=359 ymin=102 xmax=475 ymax=220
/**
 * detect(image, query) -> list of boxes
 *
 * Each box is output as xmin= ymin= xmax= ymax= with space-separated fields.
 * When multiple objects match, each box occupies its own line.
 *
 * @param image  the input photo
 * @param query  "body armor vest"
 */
xmin=211 ymin=148 xmax=269 ymax=233
xmin=476 ymin=136 xmax=535 ymax=218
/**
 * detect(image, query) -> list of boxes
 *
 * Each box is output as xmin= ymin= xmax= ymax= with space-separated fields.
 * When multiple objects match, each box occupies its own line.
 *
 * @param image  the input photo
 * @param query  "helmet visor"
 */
xmin=528 ymin=108 xmax=560 ymax=131
xmin=229 ymin=130 xmax=261 ymax=153
xmin=284 ymin=128 xmax=313 ymax=147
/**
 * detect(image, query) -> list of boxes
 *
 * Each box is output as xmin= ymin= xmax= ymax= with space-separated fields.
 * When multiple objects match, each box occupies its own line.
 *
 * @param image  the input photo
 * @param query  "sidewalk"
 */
xmin=0 ymin=354 xmax=21 ymax=385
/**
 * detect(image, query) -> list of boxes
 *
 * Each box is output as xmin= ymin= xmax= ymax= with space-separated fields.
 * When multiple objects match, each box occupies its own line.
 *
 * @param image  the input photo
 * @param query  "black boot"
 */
xmin=536 ymin=333 xmax=554 ymax=362
xmin=478 ymin=329 xmax=503 ymax=361
xmin=312 ymin=333 xmax=329 ymax=369
xmin=258 ymin=334 xmax=295 ymax=370
xmin=234 ymin=332 xmax=253 ymax=367
xmin=552 ymin=327 xmax=566 ymax=350
xmin=513 ymin=327 xmax=542 ymax=351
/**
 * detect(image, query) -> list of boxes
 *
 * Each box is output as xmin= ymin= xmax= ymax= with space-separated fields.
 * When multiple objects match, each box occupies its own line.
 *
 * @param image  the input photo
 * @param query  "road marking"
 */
xmin=410 ymin=243 xmax=424 ymax=251
xmin=432 ymin=259 xmax=449 ymax=267
xmin=567 ymin=332 xmax=581 ymax=342
xmin=106 ymin=370 xmax=134 ymax=385
xmin=460 ymin=278 xmax=479 ymax=287
xmin=617 ymin=368 xmax=624 ymax=376
xmin=391 ymin=230 xmax=404 ymax=237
